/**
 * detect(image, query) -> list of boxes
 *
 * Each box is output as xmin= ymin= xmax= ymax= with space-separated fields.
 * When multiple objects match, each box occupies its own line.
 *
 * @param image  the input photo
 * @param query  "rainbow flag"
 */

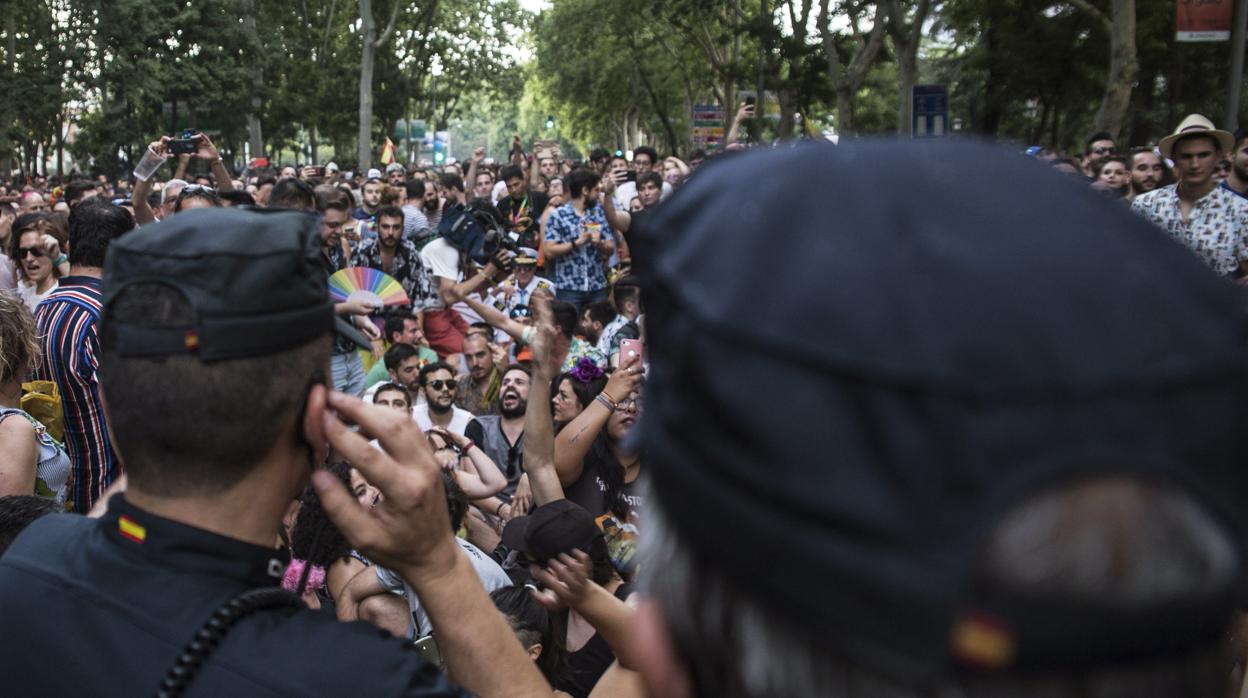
xmin=380 ymin=137 xmax=396 ymax=165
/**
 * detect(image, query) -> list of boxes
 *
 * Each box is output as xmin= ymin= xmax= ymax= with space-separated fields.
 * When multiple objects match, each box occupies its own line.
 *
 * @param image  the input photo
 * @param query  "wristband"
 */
xmin=460 ymin=440 xmax=475 ymax=454
xmin=54 ymin=254 xmax=68 ymax=266
xmin=495 ymin=501 xmax=508 ymax=518
xmin=595 ymin=393 xmax=617 ymax=411
xmin=520 ymin=325 xmax=535 ymax=346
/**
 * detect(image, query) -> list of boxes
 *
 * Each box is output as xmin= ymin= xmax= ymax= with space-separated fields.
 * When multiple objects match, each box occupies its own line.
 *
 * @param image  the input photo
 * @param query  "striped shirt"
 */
xmin=34 ymin=276 xmax=117 ymax=514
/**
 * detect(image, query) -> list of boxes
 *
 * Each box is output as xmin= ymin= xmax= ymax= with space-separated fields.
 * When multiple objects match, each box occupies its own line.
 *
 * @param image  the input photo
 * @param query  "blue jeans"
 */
xmin=331 ymin=352 xmax=366 ymax=397
xmin=559 ymin=287 xmax=609 ymax=316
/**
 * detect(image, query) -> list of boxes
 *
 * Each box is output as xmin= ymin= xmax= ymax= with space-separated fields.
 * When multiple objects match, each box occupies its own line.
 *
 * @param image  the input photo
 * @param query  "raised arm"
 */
xmin=599 ymin=174 xmax=632 ymax=234
xmin=725 ymin=101 xmax=754 ymax=146
xmin=194 ymin=132 xmax=234 ymax=192
xmin=532 ymin=550 xmax=642 ymax=669
xmin=552 ymin=357 xmax=642 ymax=487
xmin=314 ymin=390 xmax=552 ymax=696
xmin=522 ymin=293 xmax=567 ymax=506
xmin=131 ymin=138 xmax=171 ymax=226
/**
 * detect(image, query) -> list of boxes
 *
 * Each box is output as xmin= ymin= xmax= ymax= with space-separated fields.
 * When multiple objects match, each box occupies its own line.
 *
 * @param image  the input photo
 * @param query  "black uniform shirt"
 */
xmin=0 ymin=495 xmax=466 ymax=697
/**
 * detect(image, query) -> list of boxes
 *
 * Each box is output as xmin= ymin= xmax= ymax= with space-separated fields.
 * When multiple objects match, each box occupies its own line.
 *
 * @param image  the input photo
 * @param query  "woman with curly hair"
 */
xmin=0 ymin=292 xmax=69 ymax=501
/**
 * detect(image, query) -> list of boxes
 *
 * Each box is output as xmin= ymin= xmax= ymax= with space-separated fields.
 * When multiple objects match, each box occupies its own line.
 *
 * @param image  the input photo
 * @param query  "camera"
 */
xmin=169 ymin=130 xmax=198 ymax=155
xmin=439 ymin=202 xmax=519 ymax=269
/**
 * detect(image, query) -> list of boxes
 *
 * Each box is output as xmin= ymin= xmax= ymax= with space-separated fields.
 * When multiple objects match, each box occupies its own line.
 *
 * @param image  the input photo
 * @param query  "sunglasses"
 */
xmin=426 ymin=379 xmax=457 ymax=391
xmin=509 ymin=305 xmax=531 ymax=319
xmin=17 ymin=247 xmax=45 ymax=259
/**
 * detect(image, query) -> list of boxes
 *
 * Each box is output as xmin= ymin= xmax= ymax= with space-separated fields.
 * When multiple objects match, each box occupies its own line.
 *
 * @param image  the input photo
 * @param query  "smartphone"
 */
xmin=624 ymin=171 xmax=637 ymax=183
xmin=414 ymin=635 xmax=442 ymax=667
xmin=620 ymin=339 xmax=644 ymax=365
xmin=745 ymin=95 xmax=757 ymax=108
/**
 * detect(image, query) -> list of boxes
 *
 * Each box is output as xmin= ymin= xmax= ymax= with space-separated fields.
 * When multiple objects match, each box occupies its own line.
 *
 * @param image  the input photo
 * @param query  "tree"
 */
xmin=357 ymin=0 xmax=406 ymax=170
xmin=1068 ymin=0 xmax=1137 ymax=140
xmin=819 ymin=0 xmax=887 ymax=134
xmin=882 ymin=0 xmax=934 ymax=135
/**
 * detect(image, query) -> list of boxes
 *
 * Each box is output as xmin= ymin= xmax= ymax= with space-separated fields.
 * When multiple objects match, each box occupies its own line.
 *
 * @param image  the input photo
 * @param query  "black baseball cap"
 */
xmin=502 ymin=500 xmax=603 ymax=564
xmin=634 ymin=140 xmax=1248 ymax=679
xmin=102 ymin=208 xmax=336 ymax=361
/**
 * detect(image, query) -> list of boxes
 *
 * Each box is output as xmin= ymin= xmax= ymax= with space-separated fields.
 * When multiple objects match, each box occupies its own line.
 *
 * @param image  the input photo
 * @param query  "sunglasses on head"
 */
xmin=427 ymin=379 xmax=457 ymax=391
xmin=509 ymin=305 xmax=531 ymax=319
xmin=17 ymin=247 xmax=45 ymax=259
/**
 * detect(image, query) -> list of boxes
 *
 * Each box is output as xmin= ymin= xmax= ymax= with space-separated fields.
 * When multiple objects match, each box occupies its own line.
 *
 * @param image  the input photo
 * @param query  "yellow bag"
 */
xmin=21 ymin=381 xmax=64 ymax=443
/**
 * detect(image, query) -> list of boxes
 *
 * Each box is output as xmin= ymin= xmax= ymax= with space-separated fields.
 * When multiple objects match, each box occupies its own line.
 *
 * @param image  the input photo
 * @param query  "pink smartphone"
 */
xmin=620 ymin=339 xmax=644 ymax=365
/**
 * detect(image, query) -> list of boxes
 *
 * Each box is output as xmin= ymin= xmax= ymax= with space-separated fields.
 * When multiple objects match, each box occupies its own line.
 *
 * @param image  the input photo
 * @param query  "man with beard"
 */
xmin=350 ymin=205 xmax=434 ymax=316
xmin=1129 ymin=148 xmax=1171 ymax=201
xmin=385 ymin=162 xmax=407 ymax=188
xmin=544 ymin=168 xmax=614 ymax=312
xmin=1082 ymin=131 xmax=1117 ymax=178
xmin=475 ymin=365 xmax=530 ymax=494
xmin=414 ymin=361 xmax=484 ymax=443
xmin=457 ymin=333 xmax=502 ymax=416
xmin=1222 ymin=129 xmax=1248 ymax=198
xmin=401 ymin=179 xmax=441 ymax=248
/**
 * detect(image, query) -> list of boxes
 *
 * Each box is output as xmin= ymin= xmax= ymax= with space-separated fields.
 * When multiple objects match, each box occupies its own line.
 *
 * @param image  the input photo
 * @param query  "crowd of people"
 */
xmin=0 ymin=108 xmax=1246 ymax=697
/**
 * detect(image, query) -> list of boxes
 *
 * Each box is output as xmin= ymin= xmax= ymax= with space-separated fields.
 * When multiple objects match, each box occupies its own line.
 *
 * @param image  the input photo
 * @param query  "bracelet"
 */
xmin=54 ymin=254 xmax=68 ymax=266
xmin=595 ymin=393 xmax=617 ymax=411
xmin=460 ymin=440 xmax=475 ymax=454
xmin=495 ymin=501 xmax=507 ymax=518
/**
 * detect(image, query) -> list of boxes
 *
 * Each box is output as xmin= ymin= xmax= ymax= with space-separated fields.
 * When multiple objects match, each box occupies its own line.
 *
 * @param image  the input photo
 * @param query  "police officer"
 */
xmin=0 ymin=208 xmax=551 ymax=697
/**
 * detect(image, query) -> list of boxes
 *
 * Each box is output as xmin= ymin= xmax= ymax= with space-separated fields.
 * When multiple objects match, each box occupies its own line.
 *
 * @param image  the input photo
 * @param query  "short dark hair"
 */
xmin=268 ymin=177 xmax=316 ymax=210
xmin=257 ymin=175 xmax=277 ymax=188
xmin=383 ymin=342 xmax=420 ymax=372
xmin=219 ymin=190 xmax=257 ymax=207
xmin=372 ymin=382 xmax=411 ymax=406
xmin=500 ymin=165 xmax=524 ymax=183
xmin=314 ymin=186 xmax=351 ymax=213
xmin=405 ymin=180 xmax=427 ymax=199
xmin=504 ymin=363 xmax=532 ymax=381
xmin=419 ymin=360 xmax=454 ymax=385
xmin=584 ymin=300 xmax=616 ymax=327
xmin=589 ymin=147 xmax=611 ymax=164
xmin=613 ymin=276 xmax=641 ymax=311
xmin=384 ymin=313 xmax=419 ymax=342
xmin=550 ymin=300 xmax=578 ymax=340
xmin=363 ymin=177 xmax=384 ymax=189
xmin=0 ymin=495 xmax=61 ymax=555
xmin=637 ymin=171 xmax=663 ymax=191
xmin=440 ymin=173 xmax=464 ymax=194
xmin=62 ymin=179 xmax=98 ymax=206
xmin=1235 ymin=129 xmax=1248 ymax=151
xmin=99 ymin=283 xmax=330 ymax=496
xmin=1085 ymin=132 xmax=1115 ymax=153
xmin=566 ymin=168 xmax=599 ymax=199
xmin=67 ymin=199 xmax=133 ymax=268
xmin=375 ymin=204 xmax=404 ymax=224
xmin=633 ymin=146 xmax=659 ymax=163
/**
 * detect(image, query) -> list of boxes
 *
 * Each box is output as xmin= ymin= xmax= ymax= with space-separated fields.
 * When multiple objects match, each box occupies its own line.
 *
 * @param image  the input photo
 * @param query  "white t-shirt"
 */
xmin=420 ymin=238 xmax=462 ymax=311
xmin=376 ymin=538 xmax=511 ymax=638
xmin=491 ymin=180 xmax=508 ymax=204
xmin=17 ymin=280 xmax=57 ymax=312
xmin=413 ymin=403 xmax=476 ymax=436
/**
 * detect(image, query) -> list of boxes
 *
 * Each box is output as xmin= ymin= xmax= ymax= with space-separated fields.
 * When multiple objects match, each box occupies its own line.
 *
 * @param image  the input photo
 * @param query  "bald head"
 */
xmin=18 ymin=192 xmax=47 ymax=213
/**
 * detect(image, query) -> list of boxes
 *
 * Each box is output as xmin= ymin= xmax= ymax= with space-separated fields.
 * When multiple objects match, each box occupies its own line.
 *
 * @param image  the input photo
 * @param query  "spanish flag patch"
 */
xmin=118 ymin=516 xmax=147 ymax=544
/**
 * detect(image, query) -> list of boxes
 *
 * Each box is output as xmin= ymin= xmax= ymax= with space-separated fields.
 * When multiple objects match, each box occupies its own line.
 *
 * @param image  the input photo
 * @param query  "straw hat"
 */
xmin=1158 ymin=114 xmax=1234 ymax=160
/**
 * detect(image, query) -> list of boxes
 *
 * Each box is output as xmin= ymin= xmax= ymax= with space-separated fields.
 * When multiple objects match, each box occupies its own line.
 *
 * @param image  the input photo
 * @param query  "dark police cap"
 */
xmin=634 ymin=140 xmax=1248 ymax=679
xmin=102 ymin=208 xmax=335 ymax=360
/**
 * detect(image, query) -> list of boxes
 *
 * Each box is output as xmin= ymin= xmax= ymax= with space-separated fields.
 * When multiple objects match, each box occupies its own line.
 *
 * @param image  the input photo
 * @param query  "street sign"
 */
xmin=912 ymin=85 xmax=949 ymax=138
xmin=1177 ymin=0 xmax=1234 ymax=41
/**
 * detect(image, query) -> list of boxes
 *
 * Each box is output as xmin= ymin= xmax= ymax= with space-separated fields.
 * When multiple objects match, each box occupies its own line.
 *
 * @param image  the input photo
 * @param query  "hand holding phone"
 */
xmin=620 ymin=339 xmax=644 ymax=365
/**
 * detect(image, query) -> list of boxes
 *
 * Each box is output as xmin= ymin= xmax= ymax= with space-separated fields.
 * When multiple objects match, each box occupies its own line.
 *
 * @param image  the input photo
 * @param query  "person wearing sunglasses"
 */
xmin=413 ymin=360 xmax=485 ymax=445
xmin=1082 ymin=131 xmax=1117 ymax=179
xmin=9 ymin=215 xmax=69 ymax=312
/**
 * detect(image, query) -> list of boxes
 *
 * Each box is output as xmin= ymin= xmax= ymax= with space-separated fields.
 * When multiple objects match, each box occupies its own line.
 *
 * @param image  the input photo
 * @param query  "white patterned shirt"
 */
xmin=1131 ymin=184 xmax=1248 ymax=276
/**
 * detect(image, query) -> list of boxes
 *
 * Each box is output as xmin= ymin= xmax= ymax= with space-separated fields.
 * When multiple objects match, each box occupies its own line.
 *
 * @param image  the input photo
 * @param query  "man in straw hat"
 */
xmin=1132 ymin=113 xmax=1248 ymax=280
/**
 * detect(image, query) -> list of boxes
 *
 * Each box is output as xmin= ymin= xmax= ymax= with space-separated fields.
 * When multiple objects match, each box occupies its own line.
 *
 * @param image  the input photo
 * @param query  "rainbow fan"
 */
xmin=328 ymin=267 xmax=411 ymax=308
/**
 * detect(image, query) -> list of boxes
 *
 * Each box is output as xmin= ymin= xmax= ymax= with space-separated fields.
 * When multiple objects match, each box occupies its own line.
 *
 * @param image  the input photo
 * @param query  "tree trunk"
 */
xmin=895 ymin=46 xmax=918 ymax=136
xmin=836 ymin=88 xmax=856 ymax=134
xmin=358 ymin=0 xmax=378 ymax=170
xmin=244 ymin=3 xmax=265 ymax=162
xmin=1096 ymin=0 xmax=1137 ymax=140
xmin=1070 ymin=0 xmax=1137 ymax=140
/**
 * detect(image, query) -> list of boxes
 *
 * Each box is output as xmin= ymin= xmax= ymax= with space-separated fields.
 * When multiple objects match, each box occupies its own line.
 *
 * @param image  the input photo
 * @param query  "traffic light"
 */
xmin=433 ymin=130 xmax=448 ymax=164
xmin=545 ymin=115 xmax=556 ymax=130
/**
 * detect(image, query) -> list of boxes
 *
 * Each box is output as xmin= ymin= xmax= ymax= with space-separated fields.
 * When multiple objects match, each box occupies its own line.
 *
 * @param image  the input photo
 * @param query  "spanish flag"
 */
xmin=380 ymin=137 xmax=396 ymax=165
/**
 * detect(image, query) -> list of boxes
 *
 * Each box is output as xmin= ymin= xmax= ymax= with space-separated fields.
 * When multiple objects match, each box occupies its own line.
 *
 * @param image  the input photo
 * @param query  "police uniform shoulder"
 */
xmin=222 ymin=607 xmax=463 ymax=695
